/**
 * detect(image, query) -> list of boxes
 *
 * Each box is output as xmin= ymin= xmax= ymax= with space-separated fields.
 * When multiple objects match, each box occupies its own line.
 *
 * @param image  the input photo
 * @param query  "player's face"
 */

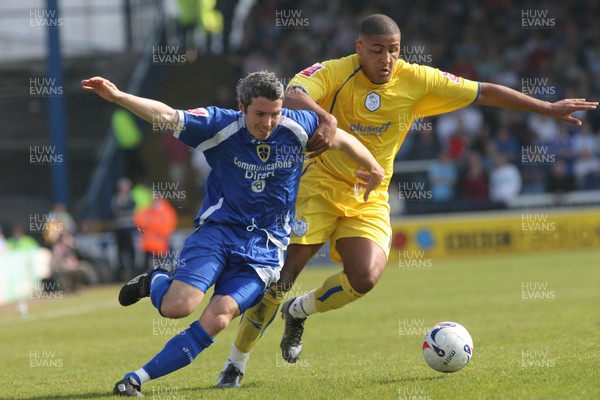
xmin=356 ymin=34 xmax=400 ymax=84
xmin=240 ymin=97 xmax=283 ymax=140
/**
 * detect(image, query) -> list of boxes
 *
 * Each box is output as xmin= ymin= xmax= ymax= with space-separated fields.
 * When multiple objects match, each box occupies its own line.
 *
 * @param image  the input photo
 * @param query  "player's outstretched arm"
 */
xmin=330 ymin=128 xmax=384 ymax=201
xmin=81 ymin=76 xmax=178 ymax=129
xmin=285 ymin=87 xmax=337 ymax=157
xmin=476 ymin=82 xmax=598 ymax=125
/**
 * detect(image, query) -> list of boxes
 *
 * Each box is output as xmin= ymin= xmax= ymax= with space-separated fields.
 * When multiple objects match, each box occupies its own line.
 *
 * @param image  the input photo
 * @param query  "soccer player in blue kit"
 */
xmin=81 ymin=71 xmax=384 ymax=397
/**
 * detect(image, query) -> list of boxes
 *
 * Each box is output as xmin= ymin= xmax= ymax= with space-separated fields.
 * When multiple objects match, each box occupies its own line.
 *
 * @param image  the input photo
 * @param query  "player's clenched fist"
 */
xmin=81 ymin=77 xmax=121 ymax=102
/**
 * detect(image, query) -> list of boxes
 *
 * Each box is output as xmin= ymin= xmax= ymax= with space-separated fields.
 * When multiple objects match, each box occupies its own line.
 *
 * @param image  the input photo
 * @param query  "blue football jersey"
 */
xmin=173 ymin=106 xmax=318 ymax=248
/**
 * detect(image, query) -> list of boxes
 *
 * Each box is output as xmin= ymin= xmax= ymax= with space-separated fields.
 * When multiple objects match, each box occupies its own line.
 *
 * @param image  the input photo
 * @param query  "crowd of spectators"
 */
xmin=225 ymin=0 xmax=600 ymax=213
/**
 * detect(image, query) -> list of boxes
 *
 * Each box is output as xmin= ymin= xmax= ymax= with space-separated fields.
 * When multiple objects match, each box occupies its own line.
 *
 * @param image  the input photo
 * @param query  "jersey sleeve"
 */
xmin=280 ymin=109 xmax=319 ymax=150
xmin=173 ymin=106 xmax=238 ymax=149
xmin=413 ymin=67 xmax=481 ymax=117
xmin=287 ymin=62 xmax=331 ymax=104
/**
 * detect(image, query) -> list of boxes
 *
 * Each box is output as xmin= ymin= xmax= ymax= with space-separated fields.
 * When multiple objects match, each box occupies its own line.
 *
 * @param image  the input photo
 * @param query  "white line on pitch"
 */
xmin=20 ymin=300 xmax=120 ymax=322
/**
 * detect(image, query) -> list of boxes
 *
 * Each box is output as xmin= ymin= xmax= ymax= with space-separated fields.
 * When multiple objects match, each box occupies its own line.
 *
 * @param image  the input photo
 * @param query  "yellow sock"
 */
xmin=234 ymin=285 xmax=284 ymax=353
xmin=314 ymin=272 xmax=364 ymax=313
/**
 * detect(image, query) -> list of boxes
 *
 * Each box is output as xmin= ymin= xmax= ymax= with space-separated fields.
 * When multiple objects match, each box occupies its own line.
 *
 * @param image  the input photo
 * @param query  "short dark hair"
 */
xmin=236 ymin=71 xmax=284 ymax=108
xmin=360 ymin=14 xmax=401 ymax=37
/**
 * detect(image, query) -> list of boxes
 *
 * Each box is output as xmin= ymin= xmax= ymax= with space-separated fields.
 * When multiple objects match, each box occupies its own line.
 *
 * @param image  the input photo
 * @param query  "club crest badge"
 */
xmin=292 ymin=219 xmax=308 ymax=236
xmin=365 ymin=92 xmax=380 ymax=112
xmin=256 ymin=144 xmax=271 ymax=162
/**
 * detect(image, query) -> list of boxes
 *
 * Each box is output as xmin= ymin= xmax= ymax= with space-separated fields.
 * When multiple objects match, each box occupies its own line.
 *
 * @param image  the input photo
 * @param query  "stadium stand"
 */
xmin=235 ymin=0 xmax=600 ymax=215
xmin=1 ymin=0 xmax=600 ymax=284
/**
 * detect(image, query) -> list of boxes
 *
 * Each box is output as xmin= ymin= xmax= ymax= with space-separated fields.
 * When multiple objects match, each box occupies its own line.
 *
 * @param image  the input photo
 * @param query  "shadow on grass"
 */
xmin=7 ymin=393 xmax=115 ymax=400
xmin=374 ymin=374 xmax=446 ymax=385
xmin=10 ymin=381 xmax=262 ymax=400
xmin=175 ymin=380 xmax=262 ymax=393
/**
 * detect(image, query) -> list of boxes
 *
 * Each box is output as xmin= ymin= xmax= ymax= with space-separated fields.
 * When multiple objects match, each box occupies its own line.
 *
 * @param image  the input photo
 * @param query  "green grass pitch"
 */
xmin=1 ymin=249 xmax=598 ymax=399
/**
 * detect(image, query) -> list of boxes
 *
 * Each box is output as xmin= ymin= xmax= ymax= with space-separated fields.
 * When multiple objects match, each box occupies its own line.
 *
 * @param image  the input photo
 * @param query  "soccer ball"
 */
xmin=422 ymin=321 xmax=473 ymax=372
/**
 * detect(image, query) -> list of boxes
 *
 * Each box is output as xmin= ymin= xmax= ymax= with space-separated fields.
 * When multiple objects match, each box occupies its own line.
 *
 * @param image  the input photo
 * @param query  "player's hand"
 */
xmin=356 ymin=166 xmax=384 ymax=202
xmin=81 ymin=77 xmax=121 ymax=102
xmin=306 ymin=113 xmax=337 ymax=158
xmin=545 ymin=98 xmax=598 ymax=125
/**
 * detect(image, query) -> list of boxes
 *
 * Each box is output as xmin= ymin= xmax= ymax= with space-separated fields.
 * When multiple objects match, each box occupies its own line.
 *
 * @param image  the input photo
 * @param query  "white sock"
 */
xmin=289 ymin=291 xmax=317 ymax=319
xmin=133 ymin=368 xmax=151 ymax=385
xmin=224 ymin=344 xmax=250 ymax=374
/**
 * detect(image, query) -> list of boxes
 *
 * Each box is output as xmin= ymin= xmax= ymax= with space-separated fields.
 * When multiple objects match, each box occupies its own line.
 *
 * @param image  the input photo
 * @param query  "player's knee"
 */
xmin=346 ymin=270 xmax=381 ymax=294
xmin=200 ymin=310 xmax=234 ymax=336
xmin=160 ymin=297 xmax=195 ymax=319
xmin=211 ymin=313 xmax=232 ymax=332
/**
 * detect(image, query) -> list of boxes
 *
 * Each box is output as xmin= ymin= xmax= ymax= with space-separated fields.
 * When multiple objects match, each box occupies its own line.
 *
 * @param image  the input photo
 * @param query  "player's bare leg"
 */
xmin=336 ymin=237 xmax=387 ymax=294
xmin=279 ymin=243 xmax=323 ymax=289
xmin=206 ymin=295 xmax=246 ymax=388
xmin=217 ymin=243 xmax=322 ymax=388
xmin=115 ymin=294 xmax=238 ymax=396
xmin=160 ymin=280 xmax=205 ymax=318
xmin=281 ymin=237 xmax=387 ymax=363
xmin=199 ymin=295 xmax=241 ymax=336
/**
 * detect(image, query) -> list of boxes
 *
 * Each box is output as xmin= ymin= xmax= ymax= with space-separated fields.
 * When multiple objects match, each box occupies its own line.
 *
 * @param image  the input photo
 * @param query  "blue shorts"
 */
xmin=172 ymin=223 xmax=284 ymax=313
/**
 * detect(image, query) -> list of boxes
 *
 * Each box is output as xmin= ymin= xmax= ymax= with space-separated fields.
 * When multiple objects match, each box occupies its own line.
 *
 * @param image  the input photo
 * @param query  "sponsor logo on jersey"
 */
xmin=292 ymin=219 xmax=308 ymax=236
xmin=187 ymin=107 xmax=209 ymax=117
xmin=349 ymin=121 xmax=392 ymax=136
xmin=440 ymin=71 xmax=461 ymax=84
xmin=298 ymin=63 xmax=324 ymax=78
xmin=365 ymin=92 xmax=381 ymax=112
xmin=257 ymin=144 xmax=271 ymax=162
